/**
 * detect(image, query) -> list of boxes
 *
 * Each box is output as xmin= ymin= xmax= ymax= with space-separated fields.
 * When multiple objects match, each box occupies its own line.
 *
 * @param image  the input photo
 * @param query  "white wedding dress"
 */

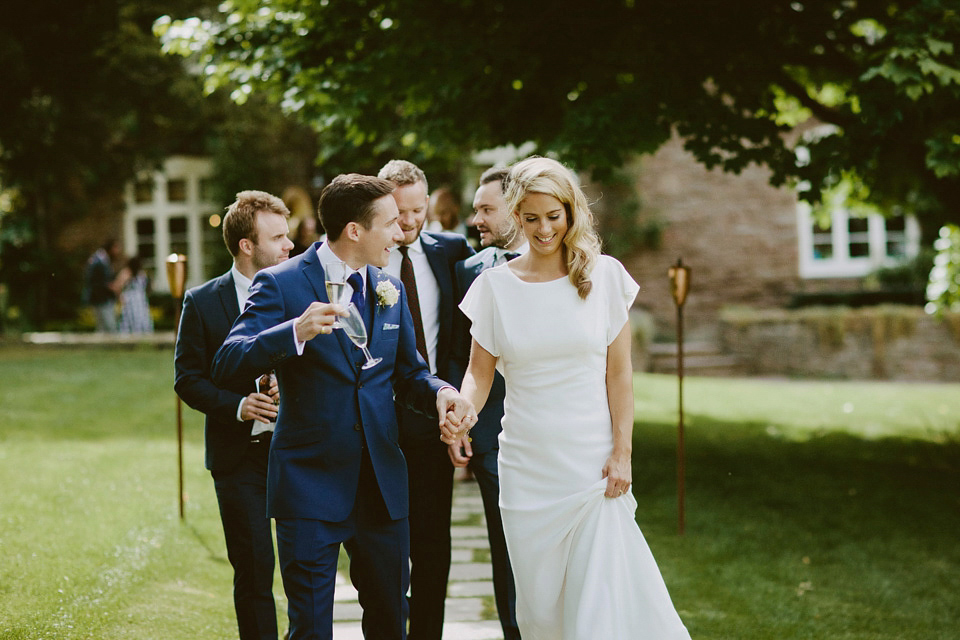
xmin=460 ymin=255 xmax=691 ymax=640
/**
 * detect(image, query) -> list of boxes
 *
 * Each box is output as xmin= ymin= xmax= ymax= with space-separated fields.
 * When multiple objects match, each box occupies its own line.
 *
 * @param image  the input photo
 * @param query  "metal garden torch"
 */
xmin=668 ymin=258 xmax=690 ymax=535
xmin=166 ymin=253 xmax=188 ymax=520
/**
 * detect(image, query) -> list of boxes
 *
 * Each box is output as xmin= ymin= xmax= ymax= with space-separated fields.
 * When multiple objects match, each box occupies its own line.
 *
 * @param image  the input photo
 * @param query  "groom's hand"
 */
xmin=437 ymin=387 xmax=476 ymax=444
xmin=295 ymin=302 xmax=346 ymax=342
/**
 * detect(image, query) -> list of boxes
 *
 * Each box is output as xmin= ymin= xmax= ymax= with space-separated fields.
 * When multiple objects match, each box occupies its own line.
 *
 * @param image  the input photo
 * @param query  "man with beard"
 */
xmin=448 ymin=167 xmax=527 ymax=640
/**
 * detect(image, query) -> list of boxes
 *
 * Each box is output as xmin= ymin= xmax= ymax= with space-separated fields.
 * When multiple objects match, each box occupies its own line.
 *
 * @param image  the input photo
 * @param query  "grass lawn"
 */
xmin=1 ymin=346 xmax=958 ymax=639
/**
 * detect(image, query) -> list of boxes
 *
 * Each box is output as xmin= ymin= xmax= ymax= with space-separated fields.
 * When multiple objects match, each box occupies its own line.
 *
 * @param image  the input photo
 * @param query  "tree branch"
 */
xmin=776 ymin=69 xmax=857 ymax=130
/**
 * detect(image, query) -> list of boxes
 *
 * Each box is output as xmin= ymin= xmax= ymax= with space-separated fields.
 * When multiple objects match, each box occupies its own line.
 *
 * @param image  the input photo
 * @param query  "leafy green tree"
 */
xmin=159 ymin=0 xmax=960 ymax=235
xmin=0 ymin=0 xmax=210 ymax=327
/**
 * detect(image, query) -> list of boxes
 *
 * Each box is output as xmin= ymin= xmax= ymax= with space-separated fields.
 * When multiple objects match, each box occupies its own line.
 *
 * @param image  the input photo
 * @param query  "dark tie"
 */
xmin=399 ymin=245 xmax=428 ymax=363
xmin=503 ymin=251 xmax=520 ymax=262
xmin=347 ymin=272 xmax=365 ymax=318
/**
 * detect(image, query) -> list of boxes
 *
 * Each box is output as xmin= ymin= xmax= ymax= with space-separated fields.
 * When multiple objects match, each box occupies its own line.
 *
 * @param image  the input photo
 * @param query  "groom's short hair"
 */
xmin=318 ymin=174 xmax=395 ymax=241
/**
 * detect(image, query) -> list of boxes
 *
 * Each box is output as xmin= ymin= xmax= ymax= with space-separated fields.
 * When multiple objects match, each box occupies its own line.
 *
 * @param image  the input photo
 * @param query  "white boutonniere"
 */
xmin=376 ymin=280 xmax=400 ymax=308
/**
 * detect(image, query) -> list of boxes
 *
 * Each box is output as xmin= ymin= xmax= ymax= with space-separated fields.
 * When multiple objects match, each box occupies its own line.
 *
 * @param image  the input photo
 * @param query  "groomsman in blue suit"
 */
xmin=174 ymin=190 xmax=294 ymax=640
xmin=211 ymin=174 xmax=476 ymax=640
xmin=449 ymin=167 xmax=527 ymax=640
xmin=376 ymin=160 xmax=474 ymax=640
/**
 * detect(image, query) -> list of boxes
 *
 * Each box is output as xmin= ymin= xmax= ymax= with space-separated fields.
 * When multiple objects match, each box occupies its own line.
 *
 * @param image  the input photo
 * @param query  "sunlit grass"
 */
xmin=1 ymin=347 xmax=958 ymax=639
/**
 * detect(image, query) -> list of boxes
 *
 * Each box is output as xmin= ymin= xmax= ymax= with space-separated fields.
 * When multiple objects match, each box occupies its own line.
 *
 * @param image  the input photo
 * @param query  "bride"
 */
xmin=446 ymin=157 xmax=691 ymax=639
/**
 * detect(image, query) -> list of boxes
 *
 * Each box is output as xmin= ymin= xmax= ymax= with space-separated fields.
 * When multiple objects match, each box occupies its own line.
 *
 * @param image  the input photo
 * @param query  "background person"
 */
xmin=426 ymin=186 xmax=466 ymax=236
xmin=84 ymin=238 xmax=120 ymax=332
xmin=174 ymin=190 xmax=294 ymax=640
xmin=114 ymin=255 xmax=153 ymax=334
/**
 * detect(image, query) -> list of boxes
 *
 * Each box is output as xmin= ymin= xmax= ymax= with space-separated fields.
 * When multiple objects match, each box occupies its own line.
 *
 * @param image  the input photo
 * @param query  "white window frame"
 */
xmin=796 ymin=200 xmax=921 ymax=279
xmin=123 ymin=156 xmax=216 ymax=293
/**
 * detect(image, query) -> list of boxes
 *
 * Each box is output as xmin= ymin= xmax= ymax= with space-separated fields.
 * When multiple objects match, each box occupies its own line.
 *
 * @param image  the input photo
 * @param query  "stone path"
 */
xmin=332 ymin=478 xmax=506 ymax=639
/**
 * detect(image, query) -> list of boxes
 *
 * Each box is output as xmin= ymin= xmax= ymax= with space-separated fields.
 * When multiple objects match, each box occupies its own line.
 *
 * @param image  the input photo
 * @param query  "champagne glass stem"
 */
xmin=360 ymin=347 xmax=381 ymax=369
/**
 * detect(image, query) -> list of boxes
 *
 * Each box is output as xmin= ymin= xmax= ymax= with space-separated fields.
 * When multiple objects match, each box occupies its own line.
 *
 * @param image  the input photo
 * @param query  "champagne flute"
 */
xmin=340 ymin=303 xmax=381 ymax=369
xmin=325 ymin=261 xmax=348 ymax=328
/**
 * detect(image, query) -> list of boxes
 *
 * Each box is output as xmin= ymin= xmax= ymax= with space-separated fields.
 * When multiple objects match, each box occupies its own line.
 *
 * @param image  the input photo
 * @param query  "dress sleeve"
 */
xmin=458 ymin=271 xmax=500 ymax=358
xmin=603 ymin=256 xmax=640 ymax=345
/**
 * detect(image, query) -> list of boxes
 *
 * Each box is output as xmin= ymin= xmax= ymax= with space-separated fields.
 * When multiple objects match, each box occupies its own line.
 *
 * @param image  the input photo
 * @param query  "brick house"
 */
xmin=587 ymin=133 xmax=921 ymax=345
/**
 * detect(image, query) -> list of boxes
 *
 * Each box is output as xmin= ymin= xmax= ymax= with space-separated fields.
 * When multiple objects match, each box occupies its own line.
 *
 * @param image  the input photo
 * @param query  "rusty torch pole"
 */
xmin=166 ymin=253 xmax=188 ymax=520
xmin=668 ymin=258 xmax=690 ymax=535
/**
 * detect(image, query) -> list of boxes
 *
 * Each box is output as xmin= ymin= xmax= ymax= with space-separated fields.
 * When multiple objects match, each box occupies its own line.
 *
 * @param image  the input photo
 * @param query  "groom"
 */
xmin=212 ymin=173 xmax=476 ymax=640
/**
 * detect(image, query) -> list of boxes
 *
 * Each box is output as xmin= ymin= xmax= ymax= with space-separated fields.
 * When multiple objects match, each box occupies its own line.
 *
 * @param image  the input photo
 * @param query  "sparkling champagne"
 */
xmin=325 ymin=280 xmax=346 ymax=306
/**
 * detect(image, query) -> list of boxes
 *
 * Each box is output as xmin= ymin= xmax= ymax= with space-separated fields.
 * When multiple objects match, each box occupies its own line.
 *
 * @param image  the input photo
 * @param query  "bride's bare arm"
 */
xmin=603 ymin=322 xmax=634 ymax=498
xmin=440 ymin=338 xmax=497 ymax=444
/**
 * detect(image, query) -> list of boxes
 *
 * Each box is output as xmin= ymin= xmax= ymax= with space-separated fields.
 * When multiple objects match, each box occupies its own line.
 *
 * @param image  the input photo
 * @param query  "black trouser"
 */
xmin=212 ymin=435 xmax=278 ymax=640
xmin=402 ymin=438 xmax=454 ymax=640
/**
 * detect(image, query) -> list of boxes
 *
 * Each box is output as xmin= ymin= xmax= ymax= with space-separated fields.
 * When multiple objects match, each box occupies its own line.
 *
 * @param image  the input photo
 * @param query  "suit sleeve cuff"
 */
xmin=293 ymin=323 xmax=306 ymax=355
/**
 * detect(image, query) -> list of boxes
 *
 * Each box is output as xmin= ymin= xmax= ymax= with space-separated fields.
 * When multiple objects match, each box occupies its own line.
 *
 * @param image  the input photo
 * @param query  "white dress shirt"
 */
xmin=292 ymin=242 xmax=370 ymax=357
xmin=231 ymin=265 xmax=275 ymax=436
xmin=385 ymin=237 xmax=440 ymax=374
xmin=494 ymin=241 xmax=529 ymax=266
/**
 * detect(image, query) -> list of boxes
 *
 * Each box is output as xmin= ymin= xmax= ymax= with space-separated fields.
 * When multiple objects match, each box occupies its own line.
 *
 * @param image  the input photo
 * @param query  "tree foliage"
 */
xmin=0 ymin=0 xmax=213 ymax=326
xmin=160 ymin=0 xmax=960 ymax=232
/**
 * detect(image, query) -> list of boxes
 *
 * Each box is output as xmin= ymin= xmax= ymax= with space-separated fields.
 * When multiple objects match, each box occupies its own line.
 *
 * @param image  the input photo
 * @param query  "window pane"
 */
xmin=169 ymin=216 xmax=189 ymax=256
xmin=813 ymin=242 xmax=833 ymax=260
xmin=199 ymin=178 xmax=215 ymax=202
xmin=134 ymin=180 xmax=154 ymax=203
xmin=134 ymin=219 xmax=156 ymax=280
xmin=811 ymin=219 xmax=832 ymax=260
xmin=847 ymin=217 xmax=868 ymax=233
xmin=167 ymin=179 xmax=187 ymax=202
xmin=885 ymin=216 xmax=905 ymax=232
xmin=885 ymin=215 xmax=907 ymax=257
xmin=849 ymin=242 xmax=870 ymax=258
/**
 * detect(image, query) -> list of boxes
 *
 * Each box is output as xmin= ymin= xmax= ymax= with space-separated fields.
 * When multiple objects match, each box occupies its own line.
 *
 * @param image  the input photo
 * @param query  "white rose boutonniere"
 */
xmin=376 ymin=280 xmax=400 ymax=308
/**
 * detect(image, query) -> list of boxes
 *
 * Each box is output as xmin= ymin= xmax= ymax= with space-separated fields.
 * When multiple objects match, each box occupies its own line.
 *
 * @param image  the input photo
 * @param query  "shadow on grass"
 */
xmin=184 ymin=521 xmax=230 ymax=565
xmin=633 ymin=417 xmax=960 ymax=637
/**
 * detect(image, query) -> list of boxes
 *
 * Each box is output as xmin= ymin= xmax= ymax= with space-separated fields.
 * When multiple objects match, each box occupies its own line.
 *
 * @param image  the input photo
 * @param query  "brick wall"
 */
xmin=719 ymin=306 xmax=960 ymax=381
xmin=587 ymin=133 xmax=860 ymax=342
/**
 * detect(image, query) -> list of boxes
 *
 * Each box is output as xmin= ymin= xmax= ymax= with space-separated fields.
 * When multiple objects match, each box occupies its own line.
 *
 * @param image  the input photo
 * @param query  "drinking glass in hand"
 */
xmin=340 ymin=303 xmax=381 ymax=369
xmin=325 ymin=261 xmax=348 ymax=328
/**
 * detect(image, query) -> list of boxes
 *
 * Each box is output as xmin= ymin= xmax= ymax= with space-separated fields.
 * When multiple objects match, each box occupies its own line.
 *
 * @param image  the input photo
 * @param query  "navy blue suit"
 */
xmin=395 ymin=231 xmax=473 ymax=640
xmin=174 ymin=270 xmax=278 ymax=640
xmin=211 ymin=243 xmax=446 ymax=640
xmin=451 ymin=246 xmax=520 ymax=640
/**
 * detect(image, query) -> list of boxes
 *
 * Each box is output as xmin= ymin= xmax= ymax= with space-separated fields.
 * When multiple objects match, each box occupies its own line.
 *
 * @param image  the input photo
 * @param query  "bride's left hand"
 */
xmin=602 ymin=453 xmax=632 ymax=498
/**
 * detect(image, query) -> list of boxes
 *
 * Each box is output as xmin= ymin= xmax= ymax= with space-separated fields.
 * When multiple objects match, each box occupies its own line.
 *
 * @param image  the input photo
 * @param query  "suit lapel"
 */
xmin=301 ymin=249 xmax=358 ymax=375
xmin=421 ymin=233 xmax=452 ymax=362
xmin=217 ymin=272 xmax=241 ymax=322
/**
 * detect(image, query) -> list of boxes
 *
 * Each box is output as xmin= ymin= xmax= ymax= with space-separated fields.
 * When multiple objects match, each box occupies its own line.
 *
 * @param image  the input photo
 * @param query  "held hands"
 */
xmin=447 ymin=434 xmax=473 ymax=467
xmin=295 ymin=302 xmax=347 ymax=342
xmin=437 ymin=387 xmax=477 ymax=445
xmin=601 ymin=452 xmax=632 ymax=498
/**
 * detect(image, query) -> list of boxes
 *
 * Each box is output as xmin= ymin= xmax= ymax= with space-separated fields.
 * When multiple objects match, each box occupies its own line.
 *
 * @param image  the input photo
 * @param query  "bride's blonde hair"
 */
xmin=504 ymin=157 xmax=601 ymax=299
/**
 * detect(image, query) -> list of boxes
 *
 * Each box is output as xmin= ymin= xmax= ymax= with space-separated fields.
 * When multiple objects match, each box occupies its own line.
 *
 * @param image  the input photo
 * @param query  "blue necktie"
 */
xmin=347 ymin=272 xmax=365 ymax=318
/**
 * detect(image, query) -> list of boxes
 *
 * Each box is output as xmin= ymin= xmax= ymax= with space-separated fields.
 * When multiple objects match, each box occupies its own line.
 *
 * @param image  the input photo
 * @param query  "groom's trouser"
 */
xmin=212 ymin=436 xmax=278 ymax=640
xmin=276 ymin=450 xmax=410 ymax=640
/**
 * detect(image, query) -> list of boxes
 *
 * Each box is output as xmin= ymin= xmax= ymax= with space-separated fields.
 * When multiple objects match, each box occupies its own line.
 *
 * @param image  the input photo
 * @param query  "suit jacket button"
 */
xmin=353 ymin=423 xmax=361 ymax=431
